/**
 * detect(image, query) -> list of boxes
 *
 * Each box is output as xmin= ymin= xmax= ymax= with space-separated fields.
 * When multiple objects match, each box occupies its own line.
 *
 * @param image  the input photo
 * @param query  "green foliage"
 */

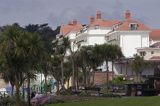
xmin=131 ymin=54 xmax=145 ymax=75
xmin=59 ymin=89 xmax=72 ymax=95
xmin=79 ymin=91 xmax=91 ymax=96
xmin=112 ymin=76 xmax=124 ymax=84
xmin=0 ymin=97 xmax=28 ymax=106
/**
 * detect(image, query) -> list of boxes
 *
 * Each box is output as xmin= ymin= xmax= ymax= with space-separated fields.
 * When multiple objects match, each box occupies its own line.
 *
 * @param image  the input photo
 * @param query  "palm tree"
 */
xmin=24 ymin=32 xmax=44 ymax=106
xmin=74 ymin=46 xmax=97 ymax=87
xmin=52 ymin=37 xmax=70 ymax=90
xmin=0 ymin=25 xmax=44 ymax=106
xmin=50 ymin=55 xmax=61 ymax=93
xmin=92 ymin=44 xmax=123 ymax=92
xmin=0 ymin=25 xmax=28 ymax=106
xmin=131 ymin=54 xmax=145 ymax=82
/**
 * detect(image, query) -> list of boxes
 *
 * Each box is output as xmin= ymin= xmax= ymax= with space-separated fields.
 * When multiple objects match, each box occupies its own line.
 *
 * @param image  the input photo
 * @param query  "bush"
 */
xmin=59 ymin=89 xmax=72 ymax=95
xmin=0 ymin=97 xmax=28 ymax=106
xmin=0 ymin=97 xmax=15 ymax=106
xmin=79 ymin=91 xmax=91 ymax=96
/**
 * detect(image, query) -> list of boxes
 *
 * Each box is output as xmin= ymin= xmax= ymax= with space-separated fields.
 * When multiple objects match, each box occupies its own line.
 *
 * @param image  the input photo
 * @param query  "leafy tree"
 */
xmin=131 ymin=54 xmax=145 ymax=82
xmin=0 ymin=24 xmax=44 ymax=106
xmin=52 ymin=37 xmax=70 ymax=89
xmin=92 ymin=44 xmax=123 ymax=92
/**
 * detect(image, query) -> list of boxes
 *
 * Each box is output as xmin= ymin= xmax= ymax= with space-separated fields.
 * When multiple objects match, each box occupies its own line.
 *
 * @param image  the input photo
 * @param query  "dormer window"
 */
xmin=130 ymin=23 xmax=138 ymax=30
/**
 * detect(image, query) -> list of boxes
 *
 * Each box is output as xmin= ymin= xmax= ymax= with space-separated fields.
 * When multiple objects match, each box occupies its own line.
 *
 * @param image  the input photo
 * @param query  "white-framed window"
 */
xmin=140 ymin=51 xmax=146 ymax=56
xmin=130 ymin=23 xmax=138 ymax=30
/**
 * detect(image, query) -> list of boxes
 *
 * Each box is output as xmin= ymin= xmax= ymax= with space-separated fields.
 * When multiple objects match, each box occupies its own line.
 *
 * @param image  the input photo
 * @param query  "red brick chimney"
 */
xmin=90 ymin=16 xmax=95 ymax=24
xmin=73 ymin=19 xmax=77 ymax=25
xmin=68 ymin=21 xmax=73 ymax=25
xmin=125 ymin=10 xmax=131 ymax=20
xmin=96 ymin=11 xmax=101 ymax=19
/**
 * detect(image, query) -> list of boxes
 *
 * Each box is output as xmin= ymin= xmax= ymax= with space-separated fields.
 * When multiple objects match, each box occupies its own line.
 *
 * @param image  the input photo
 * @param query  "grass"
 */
xmin=46 ymin=96 xmax=160 ymax=106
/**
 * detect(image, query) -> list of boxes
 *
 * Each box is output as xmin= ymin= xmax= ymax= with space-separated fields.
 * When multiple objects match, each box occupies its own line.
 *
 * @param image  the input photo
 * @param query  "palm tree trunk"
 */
xmin=71 ymin=56 xmax=76 ymax=90
xmin=15 ymin=84 xmax=21 ymax=106
xmin=76 ymin=69 xmax=79 ymax=90
xmin=22 ymin=83 xmax=25 ymax=100
xmin=56 ymin=81 xmax=60 ymax=93
xmin=86 ymin=70 xmax=90 ymax=87
xmin=112 ymin=60 xmax=114 ymax=80
xmin=60 ymin=60 xmax=65 ymax=90
xmin=92 ymin=71 xmax=95 ymax=86
xmin=82 ymin=69 xmax=87 ymax=87
xmin=44 ymin=74 xmax=47 ymax=94
xmin=67 ymin=78 xmax=69 ymax=89
xmin=106 ymin=60 xmax=109 ymax=93
xmin=27 ymin=75 xmax=31 ymax=106
xmin=11 ymin=84 xmax=14 ymax=96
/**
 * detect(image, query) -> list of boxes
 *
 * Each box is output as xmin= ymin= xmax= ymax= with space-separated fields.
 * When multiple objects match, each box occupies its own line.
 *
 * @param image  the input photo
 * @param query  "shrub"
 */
xmin=79 ymin=91 xmax=91 ymax=96
xmin=0 ymin=97 xmax=28 ymax=106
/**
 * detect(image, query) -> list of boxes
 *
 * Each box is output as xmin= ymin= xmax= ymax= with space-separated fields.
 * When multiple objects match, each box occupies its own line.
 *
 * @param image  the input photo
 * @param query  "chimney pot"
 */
xmin=73 ymin=19 xmax=77 ymax=25
xmin=96 ymin=11 xmax=101 ymax=19
xmin=125 ymin=10 xmax=131 ymax=20
xmin=90 ymin=17 xmax=95 ymax=24
xmin=68 ymin=21 xmax=73 ymax=25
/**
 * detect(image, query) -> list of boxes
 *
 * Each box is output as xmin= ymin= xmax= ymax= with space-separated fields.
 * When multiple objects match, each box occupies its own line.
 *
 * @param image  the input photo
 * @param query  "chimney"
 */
xmin=90 ymin=16 xmax=95 ymax=24
xmin=73 ymin=19 xmax=77 ymax=25
xmin=68 ymin=21 xmax=73 ymax=25
xmin=125 ymin=10 xmax=131 ymax=20
xmin=96 ymin=11 xmax=101 ymax=19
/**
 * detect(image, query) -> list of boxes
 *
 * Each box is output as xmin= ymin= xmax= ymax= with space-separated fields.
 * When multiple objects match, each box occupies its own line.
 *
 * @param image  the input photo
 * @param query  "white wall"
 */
xmin=88 ymin=35 xmax=106 ymax=45
xmin=120 ymin=34 xmax=141 ymax=57
xmin=68 ymin=33 xmax=76 ymax=40
xmin=142 ymin=35 xmax=149 ymax=47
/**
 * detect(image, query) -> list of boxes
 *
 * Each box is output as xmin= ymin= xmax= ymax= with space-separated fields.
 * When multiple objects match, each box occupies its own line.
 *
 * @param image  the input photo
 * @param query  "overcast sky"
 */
xmin=0 ymin=0 xmax=160 ymax=29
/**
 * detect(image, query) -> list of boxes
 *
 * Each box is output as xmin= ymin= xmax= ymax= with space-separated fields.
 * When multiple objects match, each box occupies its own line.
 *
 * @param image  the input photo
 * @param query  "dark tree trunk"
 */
xmin=106 ymin=60 xmax=109 ymax=93
xmin=11 ymin=84 xmax=14 ymax=96
xmin=67 ymin=78 xmax=70 ymax=89
xmin=56 ymin=81 xmax=60 ymax=94
xmin=22 ymin=83 xmax=25 ymax=100
xmin=92 ymin=71 xmax=95 ymax=86
xmin=71 ymin=56 xmax=76 ymax=90
xmin=15 ymin=84 xmax=21 ymax=106
xmin=82 ymin=69 xmax=87 ymax=87
xmin=44 ymin=74 xmax=47 ymax=94
xmin=60 ymin=60 xmax=65 ymax=90
xmin=86 ymin=70 xmax=90 ymax=87
xmin=112 ymin=60 xmax=114 ymax=80
xmin=27 ymin=75 xmax=31 ymax=106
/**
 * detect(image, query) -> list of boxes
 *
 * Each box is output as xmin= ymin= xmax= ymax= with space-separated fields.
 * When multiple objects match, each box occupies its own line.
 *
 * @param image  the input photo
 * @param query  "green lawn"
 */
xmin=46 ymin=96 xmax=160 ymax=106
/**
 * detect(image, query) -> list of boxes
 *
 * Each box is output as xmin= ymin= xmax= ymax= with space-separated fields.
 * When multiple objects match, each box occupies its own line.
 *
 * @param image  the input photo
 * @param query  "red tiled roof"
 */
xmin=115 ymin=19 xmax=150 ymax=31
xmin=89 ymin=10 xmax=120 ymax=27
xmin=90 ymin=19 xmax=120 ymax=27
xmin=60 ymin=21 xmax=83 ymax=36
xmin=114 ymin=10 xmax=150 ymax=31
xmin=150 ymin=29 xmax=160 ymax=40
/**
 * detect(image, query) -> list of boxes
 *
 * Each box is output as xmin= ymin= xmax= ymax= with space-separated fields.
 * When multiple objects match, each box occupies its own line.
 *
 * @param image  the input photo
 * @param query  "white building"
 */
xmin=58 ymin=10 xmax=155 ymax=78
xmin=106 ymin=10 xmax=150 ymax=57
xmin=76 ymin=11 xmax=119 ymax=47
